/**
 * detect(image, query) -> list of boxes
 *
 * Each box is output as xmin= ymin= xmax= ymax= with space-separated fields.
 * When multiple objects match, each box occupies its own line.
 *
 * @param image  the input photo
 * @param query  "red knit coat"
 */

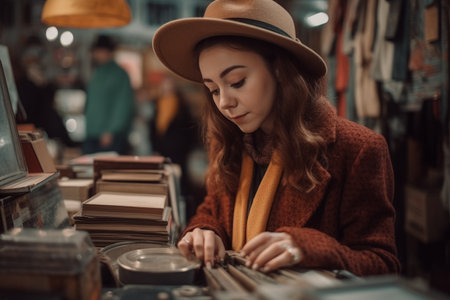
xmin=183 ymin=99 xmax=400 ymax=276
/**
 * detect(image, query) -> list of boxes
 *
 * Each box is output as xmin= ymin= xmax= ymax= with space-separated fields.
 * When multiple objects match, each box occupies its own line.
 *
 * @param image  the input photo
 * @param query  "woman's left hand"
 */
xmin=240 ymin=232 xmax=303 ymax=273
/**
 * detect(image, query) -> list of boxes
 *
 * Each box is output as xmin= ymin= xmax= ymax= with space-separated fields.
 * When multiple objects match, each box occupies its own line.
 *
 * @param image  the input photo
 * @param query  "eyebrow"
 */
xmin=202 ymin=65 xmax=246 ymax=83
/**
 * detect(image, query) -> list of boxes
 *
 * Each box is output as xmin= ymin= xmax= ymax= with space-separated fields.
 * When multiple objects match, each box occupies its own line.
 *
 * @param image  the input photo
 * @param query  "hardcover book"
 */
xmin=96 ymin=180 xmax=168 ymax=195
xmin=93 ymin=155 xmax=166 ymax=189
xmin=74 ymin=207 xmax=171 ymax=233
xmin=58 ymin=179 xmax=93 ymax=201
xmin=100 ymin=169 xmax=164 ymax=183
xmin=81 ymin=192 xmax=168 ymax=220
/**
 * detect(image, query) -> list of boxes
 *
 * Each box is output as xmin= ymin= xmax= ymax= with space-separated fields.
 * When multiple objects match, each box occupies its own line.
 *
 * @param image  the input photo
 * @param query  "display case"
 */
xmin=0 ymin=60 xmax=28 ymax=188
xmin=0 ymin=228 xmax=101 ymax=299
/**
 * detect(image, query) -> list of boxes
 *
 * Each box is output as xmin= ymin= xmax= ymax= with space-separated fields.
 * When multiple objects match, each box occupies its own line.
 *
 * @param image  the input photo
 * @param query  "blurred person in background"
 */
xmin=16 ymin=35 xmax=74 ymax=147
xmin=131 ymin=86 xmax=155 ymax=156
xmin=83 ymin=35 xmax=135 ymax=155
xmin=150 ymin=75 xmax=199 ymax=209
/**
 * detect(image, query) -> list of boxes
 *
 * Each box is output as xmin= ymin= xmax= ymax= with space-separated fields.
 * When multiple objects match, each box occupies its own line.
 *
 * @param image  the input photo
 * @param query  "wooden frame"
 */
xmin=0 ymin=60 xmax=27 ymax=187
xmin=0 ymin=45 xmax=20 ymax=114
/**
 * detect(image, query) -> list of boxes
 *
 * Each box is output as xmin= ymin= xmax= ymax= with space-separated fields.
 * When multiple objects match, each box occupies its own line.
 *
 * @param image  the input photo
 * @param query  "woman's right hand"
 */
xmin=177 ymin=228 xmax=226 ymax=267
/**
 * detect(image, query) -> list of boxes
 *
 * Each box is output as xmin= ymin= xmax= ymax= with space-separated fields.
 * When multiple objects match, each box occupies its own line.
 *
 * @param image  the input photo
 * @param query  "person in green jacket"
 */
xmin=83 ymin=35 xmax=135 ymax=155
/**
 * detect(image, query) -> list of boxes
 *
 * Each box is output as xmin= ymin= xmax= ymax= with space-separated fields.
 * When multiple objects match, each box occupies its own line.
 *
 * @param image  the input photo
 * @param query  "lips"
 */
xmin=230 ymin=113 xmax=248 ymax=123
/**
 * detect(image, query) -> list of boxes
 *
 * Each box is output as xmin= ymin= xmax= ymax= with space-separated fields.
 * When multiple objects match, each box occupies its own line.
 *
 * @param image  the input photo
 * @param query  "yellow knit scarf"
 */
xmin=232 ymin=151 xmax=283 ymax=250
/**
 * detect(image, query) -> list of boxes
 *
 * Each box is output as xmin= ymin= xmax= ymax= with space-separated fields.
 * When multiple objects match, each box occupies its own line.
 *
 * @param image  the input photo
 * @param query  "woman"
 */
xmin=152 ymin=0 xmax=400 ymax=276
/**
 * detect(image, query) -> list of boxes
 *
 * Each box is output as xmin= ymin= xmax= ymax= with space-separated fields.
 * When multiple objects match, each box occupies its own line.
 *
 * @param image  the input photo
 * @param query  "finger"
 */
xmin=259 ymin=243 xmax=302 ymax=273
xmin=285 ymin=246 xmax=302 ymax=266
xmin=250 ymin=241 xmax=285 ymax=270
xmin=244 ymin=244 xmax=268 ymax=268
xmin=259 ymin=250 xmax=293 ymax=273
xmin=241 ymin=232 xmax=269 ymax=254
xmin=177 ymin=233 xmax=193 ymax=258
xmin=191 ymin=228 xmax=205 ymax=261
xmin=242 ymin=232 xmax=283 ymax=268
xmin=203 ymin=230 xmax=216 ymax=267
xmin=215 ymin=234 xmax=226 ymax=261
xmin=241 ymin=232 xmax=272 ymax=257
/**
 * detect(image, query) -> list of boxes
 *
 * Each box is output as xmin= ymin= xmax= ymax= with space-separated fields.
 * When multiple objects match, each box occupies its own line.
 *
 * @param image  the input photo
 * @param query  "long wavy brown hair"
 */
xmin=195 ymin=36 xmax=327 ymax=196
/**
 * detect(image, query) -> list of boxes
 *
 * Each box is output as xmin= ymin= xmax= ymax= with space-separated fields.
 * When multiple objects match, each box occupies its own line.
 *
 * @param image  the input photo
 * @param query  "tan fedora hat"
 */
xmin=152 ymin=0 xmax=327 ymax=83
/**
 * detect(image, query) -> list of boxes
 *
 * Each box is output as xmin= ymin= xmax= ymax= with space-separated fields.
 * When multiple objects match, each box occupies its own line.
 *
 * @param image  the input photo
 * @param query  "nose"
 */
xmin=218 ymin=89 xmax=236 ymax=110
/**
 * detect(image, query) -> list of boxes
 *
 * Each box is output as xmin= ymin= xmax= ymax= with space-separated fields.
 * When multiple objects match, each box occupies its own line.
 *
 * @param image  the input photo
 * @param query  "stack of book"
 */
xmin=74 ymin=192 xmax=171 ymax=247
xmin=73 ymin=155 xmax=174 ymax=247
xmin=58 ymin=179 xmax=93 ymax=202
xmin=58 ymin=178 xmax=94 ymax=224
xmin=96 ymin=169 xmax=168 ymax=196
xmin=67 ymin=152 xmax=117 ymax=179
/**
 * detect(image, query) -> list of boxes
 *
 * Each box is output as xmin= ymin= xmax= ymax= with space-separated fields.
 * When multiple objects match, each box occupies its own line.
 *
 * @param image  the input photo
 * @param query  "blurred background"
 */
xmin=0 ymin=0 xmax=449 ymax=294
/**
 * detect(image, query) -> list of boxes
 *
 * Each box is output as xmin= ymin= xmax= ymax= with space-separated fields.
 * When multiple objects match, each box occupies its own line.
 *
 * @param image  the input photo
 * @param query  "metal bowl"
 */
xmin=101 ymin=241 xmax=168 ymax=263
xmin=117 ymin=247 xmax=201 ymax=285
xmin=100 ymin=241 xmax=169 ymax=280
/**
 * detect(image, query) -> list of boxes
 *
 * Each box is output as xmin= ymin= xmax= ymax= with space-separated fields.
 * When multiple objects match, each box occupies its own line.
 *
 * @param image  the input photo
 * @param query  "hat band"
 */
xmin=227 ymin=18 xmax=292 ymax=39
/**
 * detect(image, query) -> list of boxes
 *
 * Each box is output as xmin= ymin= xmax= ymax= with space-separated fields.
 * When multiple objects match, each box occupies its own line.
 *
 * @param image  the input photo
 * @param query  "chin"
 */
xmin=237 ymin=125 xmax=259 ymax=134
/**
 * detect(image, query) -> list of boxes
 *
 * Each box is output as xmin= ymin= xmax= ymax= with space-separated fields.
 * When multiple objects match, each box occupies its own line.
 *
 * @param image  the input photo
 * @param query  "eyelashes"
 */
xmin=231 ymin=78 xmax=245 ymax=88
xmin=208 ymin=78 xmax=246 ymax=96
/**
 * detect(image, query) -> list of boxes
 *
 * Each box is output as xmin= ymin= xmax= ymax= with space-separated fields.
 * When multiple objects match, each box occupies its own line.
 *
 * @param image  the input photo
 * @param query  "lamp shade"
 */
xmin=41 ymin=0 xmax=131 ymax=28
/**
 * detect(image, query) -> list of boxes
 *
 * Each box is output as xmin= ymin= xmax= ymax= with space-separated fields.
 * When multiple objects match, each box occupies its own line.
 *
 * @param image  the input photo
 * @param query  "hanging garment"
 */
xmin=370 ymin=0 xmax=395 ymax=81
xmin=353 ymin=0 xmax=380 ymax=118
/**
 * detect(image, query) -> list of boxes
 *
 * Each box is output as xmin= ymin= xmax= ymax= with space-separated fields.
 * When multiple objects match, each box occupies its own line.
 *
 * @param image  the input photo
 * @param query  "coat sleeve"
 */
xmin=180 ymin=178 xmax=232 ymax=246
xmin=277 ymin=134 xmax=400 ymax=276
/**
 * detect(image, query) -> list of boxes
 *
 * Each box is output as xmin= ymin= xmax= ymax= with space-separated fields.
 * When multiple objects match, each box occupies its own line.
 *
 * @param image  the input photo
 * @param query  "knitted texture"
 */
xmin=182 ymin=99 xmax=400 ymax=276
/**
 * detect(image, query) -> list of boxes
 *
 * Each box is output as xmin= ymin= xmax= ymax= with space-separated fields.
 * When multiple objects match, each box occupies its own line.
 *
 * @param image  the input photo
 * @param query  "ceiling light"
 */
xmin=45 ymin=26 xmax=58 ymax=41
xmin=305 ymin=12 xmax=329 ymax=28
xmin=41 ymin=0 xmax=131 ymax=28
xmin=60 ymin=31 xmax=74 ymax=47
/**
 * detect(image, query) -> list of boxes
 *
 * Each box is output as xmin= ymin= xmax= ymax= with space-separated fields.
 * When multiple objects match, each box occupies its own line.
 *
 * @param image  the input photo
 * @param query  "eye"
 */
xmin=231 ymin=78 xmax=245 ymax=88
xmin=209 ymin=88 xmax=219 ymax=96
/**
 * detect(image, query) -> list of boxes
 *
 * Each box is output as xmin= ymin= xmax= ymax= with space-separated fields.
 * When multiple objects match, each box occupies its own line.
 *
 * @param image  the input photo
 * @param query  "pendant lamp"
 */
xmin=41 ymin=0 xmax=131 ymax=28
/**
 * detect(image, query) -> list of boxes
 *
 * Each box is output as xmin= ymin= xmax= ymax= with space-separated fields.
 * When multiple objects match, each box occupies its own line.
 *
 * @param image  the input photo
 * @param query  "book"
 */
xmin=85 ymin=233 xmax=169 ymax=248
xmin=69 ymin=151 xmax=118 ymax=167
xmin=19 ymin=130 xmax=57 ymax=173
xmin=73 ymin=207 xmax=172 ymax=234
xmin=100 ymin=169 xmax=164 ymax=183
xmin=82 ymin=192 xmax=167 ymax=219
xmin=75 ymin=220 xmax=169 ymax=233
xmin=58 ymin=179 xmax=93 ymax=201
xmin=92 ymin=155 xmax=166 ymax=193
xmin=73 ymin=205 xmax=172 ymax=248
xmin=64 ymin=199 xmax=82 ymax=225
xmin=68 ymin=151 xmax=117 ymax=179
xmin=96 ymin=180 xmax=168 ymax=195
xmin=93 ymin=155 xmax=165 ymax=173
xmin=0 ymin=172 xmax=59 ymax=194
xmin=73 ymin=206 xmax=171 ymax=227
xmin=87 ymin=232 xmax=169 ymax=240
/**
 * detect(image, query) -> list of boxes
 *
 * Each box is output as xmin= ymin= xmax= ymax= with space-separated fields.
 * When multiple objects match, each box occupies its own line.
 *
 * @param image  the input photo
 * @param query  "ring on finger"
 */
xmin=182 ymin=236 xmax=192 ymax=245
xmin=282 ymin=244 xmax=300 ymax=264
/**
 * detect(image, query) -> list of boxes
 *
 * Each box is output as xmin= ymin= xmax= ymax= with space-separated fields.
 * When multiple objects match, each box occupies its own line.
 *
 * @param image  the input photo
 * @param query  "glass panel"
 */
xmin=0 ymin=60 xmax=27 ymax=187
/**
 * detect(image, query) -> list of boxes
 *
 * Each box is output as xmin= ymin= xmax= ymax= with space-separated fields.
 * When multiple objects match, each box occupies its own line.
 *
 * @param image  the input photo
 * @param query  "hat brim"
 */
xmin=153 ymin=18 xmax=327 ymax=83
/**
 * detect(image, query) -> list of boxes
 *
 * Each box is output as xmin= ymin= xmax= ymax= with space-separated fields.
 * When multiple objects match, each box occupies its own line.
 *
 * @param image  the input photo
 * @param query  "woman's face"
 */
xmin=199 ymin=44 xmax=277 ymax=134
